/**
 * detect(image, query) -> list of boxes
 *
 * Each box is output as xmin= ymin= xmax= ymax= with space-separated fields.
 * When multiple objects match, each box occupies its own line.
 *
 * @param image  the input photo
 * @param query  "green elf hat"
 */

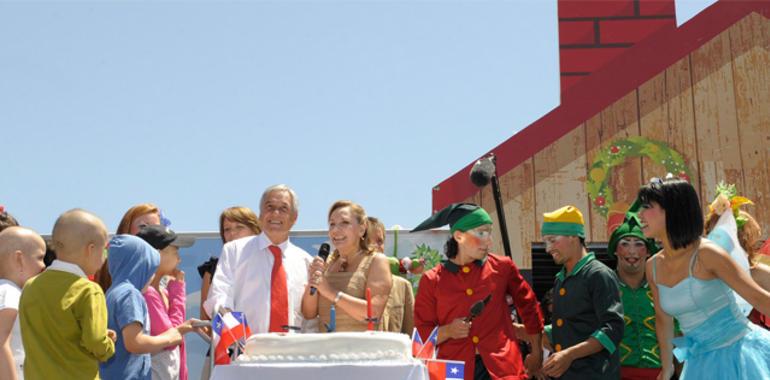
xmin=541 ymin=205 xmax=585 ymax=238
xmin=412 ymin=203 xmax=493 ymax=234
xmin=607 ymin=198 xmax=658 ymax=256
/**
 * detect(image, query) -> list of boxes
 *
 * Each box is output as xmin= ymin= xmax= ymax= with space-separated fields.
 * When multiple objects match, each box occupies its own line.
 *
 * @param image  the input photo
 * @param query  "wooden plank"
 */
xmin=494 ymin=159 xmax=536 ymax=269
xmin=585 ymin=91 xmax=643 ymax=242
xmin=638 ymin=56 xmax=701 ymax=193
xmin=534 ymin=125 xmax=592 ymax=241
xmin=691 ymin=30 xmax=744 ymax=204
xmin=729 ymin=13 xmax=770 ymax=232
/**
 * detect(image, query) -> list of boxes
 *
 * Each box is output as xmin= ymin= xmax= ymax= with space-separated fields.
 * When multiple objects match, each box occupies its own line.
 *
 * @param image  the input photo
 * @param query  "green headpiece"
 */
xmin=412 ymin=203 xmax=493 ymax=234
xmin=607 ymin=198 xmax=658 ymax=256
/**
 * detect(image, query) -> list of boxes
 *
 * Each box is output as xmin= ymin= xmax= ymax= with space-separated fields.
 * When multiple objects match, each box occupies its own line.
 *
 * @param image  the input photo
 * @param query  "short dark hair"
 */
xmin=444 ymin=236 xmax=459 ymax=259
xmin=638 ymin=178 xmax=703 ymax=250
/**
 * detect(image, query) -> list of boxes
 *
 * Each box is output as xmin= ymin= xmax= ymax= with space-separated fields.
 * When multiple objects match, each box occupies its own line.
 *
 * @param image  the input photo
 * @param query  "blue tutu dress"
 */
xmin=653 ymin=249 xmax=770 ymax=379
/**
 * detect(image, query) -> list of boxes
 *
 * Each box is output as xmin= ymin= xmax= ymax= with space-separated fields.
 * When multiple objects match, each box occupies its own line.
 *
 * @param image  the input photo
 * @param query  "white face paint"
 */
xmin=616 ymin=236 xmax=649 ymax=273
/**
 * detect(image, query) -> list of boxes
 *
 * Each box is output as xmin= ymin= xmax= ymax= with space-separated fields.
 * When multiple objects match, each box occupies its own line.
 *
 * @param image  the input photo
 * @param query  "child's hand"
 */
xmin=171 ymin=268 xmax=185 ymax=282
xmin=178 ymin=318 xmax=207 ymax=335
xmin=107 ymin=329 xmax=117 ymax=342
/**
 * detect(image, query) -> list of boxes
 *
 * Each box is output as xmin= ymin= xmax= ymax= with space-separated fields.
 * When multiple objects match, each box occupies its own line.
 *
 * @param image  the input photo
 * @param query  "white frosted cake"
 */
xmin=236 ymin=331 xmax=414 ymax=363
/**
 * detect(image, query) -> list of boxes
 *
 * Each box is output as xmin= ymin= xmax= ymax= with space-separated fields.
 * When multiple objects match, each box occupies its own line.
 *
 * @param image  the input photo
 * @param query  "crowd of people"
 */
xmin=0 ymin=178 xmax=769 ymax=380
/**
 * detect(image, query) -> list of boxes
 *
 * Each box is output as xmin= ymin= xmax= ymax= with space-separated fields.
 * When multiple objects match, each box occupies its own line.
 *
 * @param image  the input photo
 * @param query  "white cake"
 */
xmin=236 ymin=332 xmax=414 ymax=363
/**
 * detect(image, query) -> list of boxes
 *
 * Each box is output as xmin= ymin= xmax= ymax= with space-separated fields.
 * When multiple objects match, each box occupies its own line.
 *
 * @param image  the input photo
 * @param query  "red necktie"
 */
xmin=268 ymin=245 xmax=289 ymax=332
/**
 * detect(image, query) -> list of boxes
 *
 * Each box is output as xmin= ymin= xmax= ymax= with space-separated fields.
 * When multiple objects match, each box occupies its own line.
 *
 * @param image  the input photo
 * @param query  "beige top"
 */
xmin=319 ymin=253 xmax=387 ymax=332
xmin=382 ymin=275 xmax=414 ymax=334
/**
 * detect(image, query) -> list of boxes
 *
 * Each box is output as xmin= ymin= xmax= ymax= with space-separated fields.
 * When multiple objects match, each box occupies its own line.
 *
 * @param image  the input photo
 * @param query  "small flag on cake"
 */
xmin=411 ymin=328 xmax=423 ymax=357
xmin=212 ymin=311 xmax=251 ymax=365
xmin=426 ymin=359 xmax=464 ymax=380
xmin=412 ymin=327 xmax=438 ymax=359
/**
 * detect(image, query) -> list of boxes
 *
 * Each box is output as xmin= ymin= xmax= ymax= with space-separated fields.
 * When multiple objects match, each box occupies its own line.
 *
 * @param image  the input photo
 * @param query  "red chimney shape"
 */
xmin=558 ymin=0 xmax=677 ymax=99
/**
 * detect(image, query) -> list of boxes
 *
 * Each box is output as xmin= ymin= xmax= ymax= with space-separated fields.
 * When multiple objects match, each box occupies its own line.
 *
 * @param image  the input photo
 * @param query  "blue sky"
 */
xmin=0 ymin=0 xmax=713 ymax=234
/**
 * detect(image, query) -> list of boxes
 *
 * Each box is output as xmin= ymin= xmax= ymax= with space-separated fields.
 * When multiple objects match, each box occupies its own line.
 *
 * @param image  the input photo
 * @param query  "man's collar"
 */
xmin=258 ymin=232 xmax=289 ymax=253
xmin=443 ymin=256 xmax=487 ymax=273
xmin=47 ymin=260 xmax=87 ymax=278
xmin=555 ymin=252 xmax=595 ymax=281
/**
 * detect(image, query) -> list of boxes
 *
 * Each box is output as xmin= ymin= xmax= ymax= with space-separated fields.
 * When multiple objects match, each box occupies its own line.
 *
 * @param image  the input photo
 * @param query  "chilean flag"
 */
xmin=212 ymin=311 xmax=251 ymax=365
xmin=411 ymin=328 xmax=424 ymax=357
xmin=426 ymin=359 xmax=465 ymax=380
xmin=412 ymin=326 xmax=439 ymax=359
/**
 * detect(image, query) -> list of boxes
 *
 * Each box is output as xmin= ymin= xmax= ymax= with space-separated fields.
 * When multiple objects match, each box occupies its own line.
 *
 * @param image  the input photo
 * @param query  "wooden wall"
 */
xmin=467 ymin=12 xmax=770 ymax=270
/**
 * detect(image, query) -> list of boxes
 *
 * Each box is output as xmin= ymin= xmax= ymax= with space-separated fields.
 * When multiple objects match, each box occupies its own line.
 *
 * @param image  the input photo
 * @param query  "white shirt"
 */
xmin=204 ymin=233 xmax=316 ymax=333
xmin=47 ymin=260 xmax=88 ymax=278
xmin=0 ymin=279 xmax=23 ymax=378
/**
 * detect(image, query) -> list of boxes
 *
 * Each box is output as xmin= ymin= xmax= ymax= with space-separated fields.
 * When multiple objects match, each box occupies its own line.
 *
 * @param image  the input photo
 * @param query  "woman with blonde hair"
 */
xmin=301 ymin=201 xmax=392 ymax=332
xmin=95 ymin=203 xmax=161 ymax=291
xmin=704 ymin=183 xmax=769 ymax=328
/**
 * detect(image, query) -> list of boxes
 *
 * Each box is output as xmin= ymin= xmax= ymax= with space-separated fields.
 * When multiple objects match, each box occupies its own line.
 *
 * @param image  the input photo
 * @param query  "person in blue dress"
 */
xmin=639 ymin=177 xmax=770 ymax=380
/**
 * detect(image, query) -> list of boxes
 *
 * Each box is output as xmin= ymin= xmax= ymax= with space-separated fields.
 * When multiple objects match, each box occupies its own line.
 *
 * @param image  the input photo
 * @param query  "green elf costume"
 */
xmin=608 ymin=199 xmax=674 ymax=380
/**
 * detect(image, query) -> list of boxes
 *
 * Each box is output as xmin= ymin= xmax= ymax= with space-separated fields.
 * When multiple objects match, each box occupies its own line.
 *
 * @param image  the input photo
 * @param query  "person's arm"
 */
xmin=315 ymin=254 xmax=393 ymax=322
xmin=750 ymin=263 xmax=770 ymax=292
xmin=121 ymin=322 xmax=188 ymax=355
xmin=701 ymin=243 xmax=770 ymax=317
xmin=0 ymin=309 xmax=18 ymax=380
xmin=204 ymin=246 xmax=234 ymax=317
xmin=199 ymin=272 xmax=212 ymax=320
xmin=401 ymin=280 xmax=415 ymax=334
xmin=166 ymin=272 xmax=186 ymax=326
xmin=506 ymin=259 xmax=545 ymax=376
xmin=301 ymin=256 xmax=324 ymax=319
xmin=647 ymin=257 xmax=675 ymax=380
xmin=78 ymin=286 xmax=115 ymax=362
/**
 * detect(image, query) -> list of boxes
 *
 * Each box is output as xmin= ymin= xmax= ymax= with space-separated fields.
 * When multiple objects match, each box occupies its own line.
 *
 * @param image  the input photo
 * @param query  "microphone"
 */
xmin=310 ymin=243 xmax=331 ymax=295
xmin=470 ymin=155 xmax=496 ymax=187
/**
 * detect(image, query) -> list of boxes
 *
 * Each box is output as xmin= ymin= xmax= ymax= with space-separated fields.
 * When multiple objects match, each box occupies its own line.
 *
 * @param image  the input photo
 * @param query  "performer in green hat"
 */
xmin=412 ymin=203 xmax=544 ymax=380
xmin=541 ymin=205 xmax=623 ymax=380
xmin=608 ymin=199 xmax=677 ymax=380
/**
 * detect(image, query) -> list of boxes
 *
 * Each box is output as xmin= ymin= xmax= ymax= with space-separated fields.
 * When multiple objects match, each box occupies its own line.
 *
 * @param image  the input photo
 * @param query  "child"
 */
xmin=100 ymin=234 xmax=195 ymax=380
xmin=136 ymin=225 xmax=194 ymax=380
xmin=19 ymin=209 xmax=116 ymax=379
xmin=0 ymin=227 xmax=46 ymax=379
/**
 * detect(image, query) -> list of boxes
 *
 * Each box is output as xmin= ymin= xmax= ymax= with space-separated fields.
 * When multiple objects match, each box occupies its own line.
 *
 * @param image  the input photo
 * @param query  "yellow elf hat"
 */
xmin=542 ymin=205 xmax=585 ymax=238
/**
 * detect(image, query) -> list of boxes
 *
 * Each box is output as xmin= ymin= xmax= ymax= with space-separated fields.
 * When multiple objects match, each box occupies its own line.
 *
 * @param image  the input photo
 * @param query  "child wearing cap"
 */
xmin=540 ymin=205 xmax=623 ymax=379
xmin=100 ymin=235 xmax=197 ymax=380
xmin=20 ymin=209 xmax=116 ymax=379
xmin=0 ymin=227 xmax=46 ymax=379
xmin=136 ymin=225 xmax=195 ymax=380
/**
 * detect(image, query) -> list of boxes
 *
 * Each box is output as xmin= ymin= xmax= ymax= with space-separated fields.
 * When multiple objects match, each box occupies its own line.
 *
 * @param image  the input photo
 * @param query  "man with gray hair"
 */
xmin=205 ymin=185 xmax=314 ymax=336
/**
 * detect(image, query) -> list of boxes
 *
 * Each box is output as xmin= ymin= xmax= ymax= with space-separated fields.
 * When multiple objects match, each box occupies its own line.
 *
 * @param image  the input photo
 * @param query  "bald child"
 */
xmin=0 ymin=227 xmax=46 ymax=380
xmin=20 ymin=209 xmax=116 ymax=380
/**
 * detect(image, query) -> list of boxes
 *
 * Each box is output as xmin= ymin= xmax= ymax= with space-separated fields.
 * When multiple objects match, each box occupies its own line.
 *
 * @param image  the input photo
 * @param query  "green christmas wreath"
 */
xmin=587 ymin=137 xmax=692 ymax=217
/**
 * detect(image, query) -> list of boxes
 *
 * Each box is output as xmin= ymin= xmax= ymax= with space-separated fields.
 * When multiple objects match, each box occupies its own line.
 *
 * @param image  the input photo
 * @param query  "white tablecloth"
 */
xmin=211 ymin=360 xmax=428 ymax=380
